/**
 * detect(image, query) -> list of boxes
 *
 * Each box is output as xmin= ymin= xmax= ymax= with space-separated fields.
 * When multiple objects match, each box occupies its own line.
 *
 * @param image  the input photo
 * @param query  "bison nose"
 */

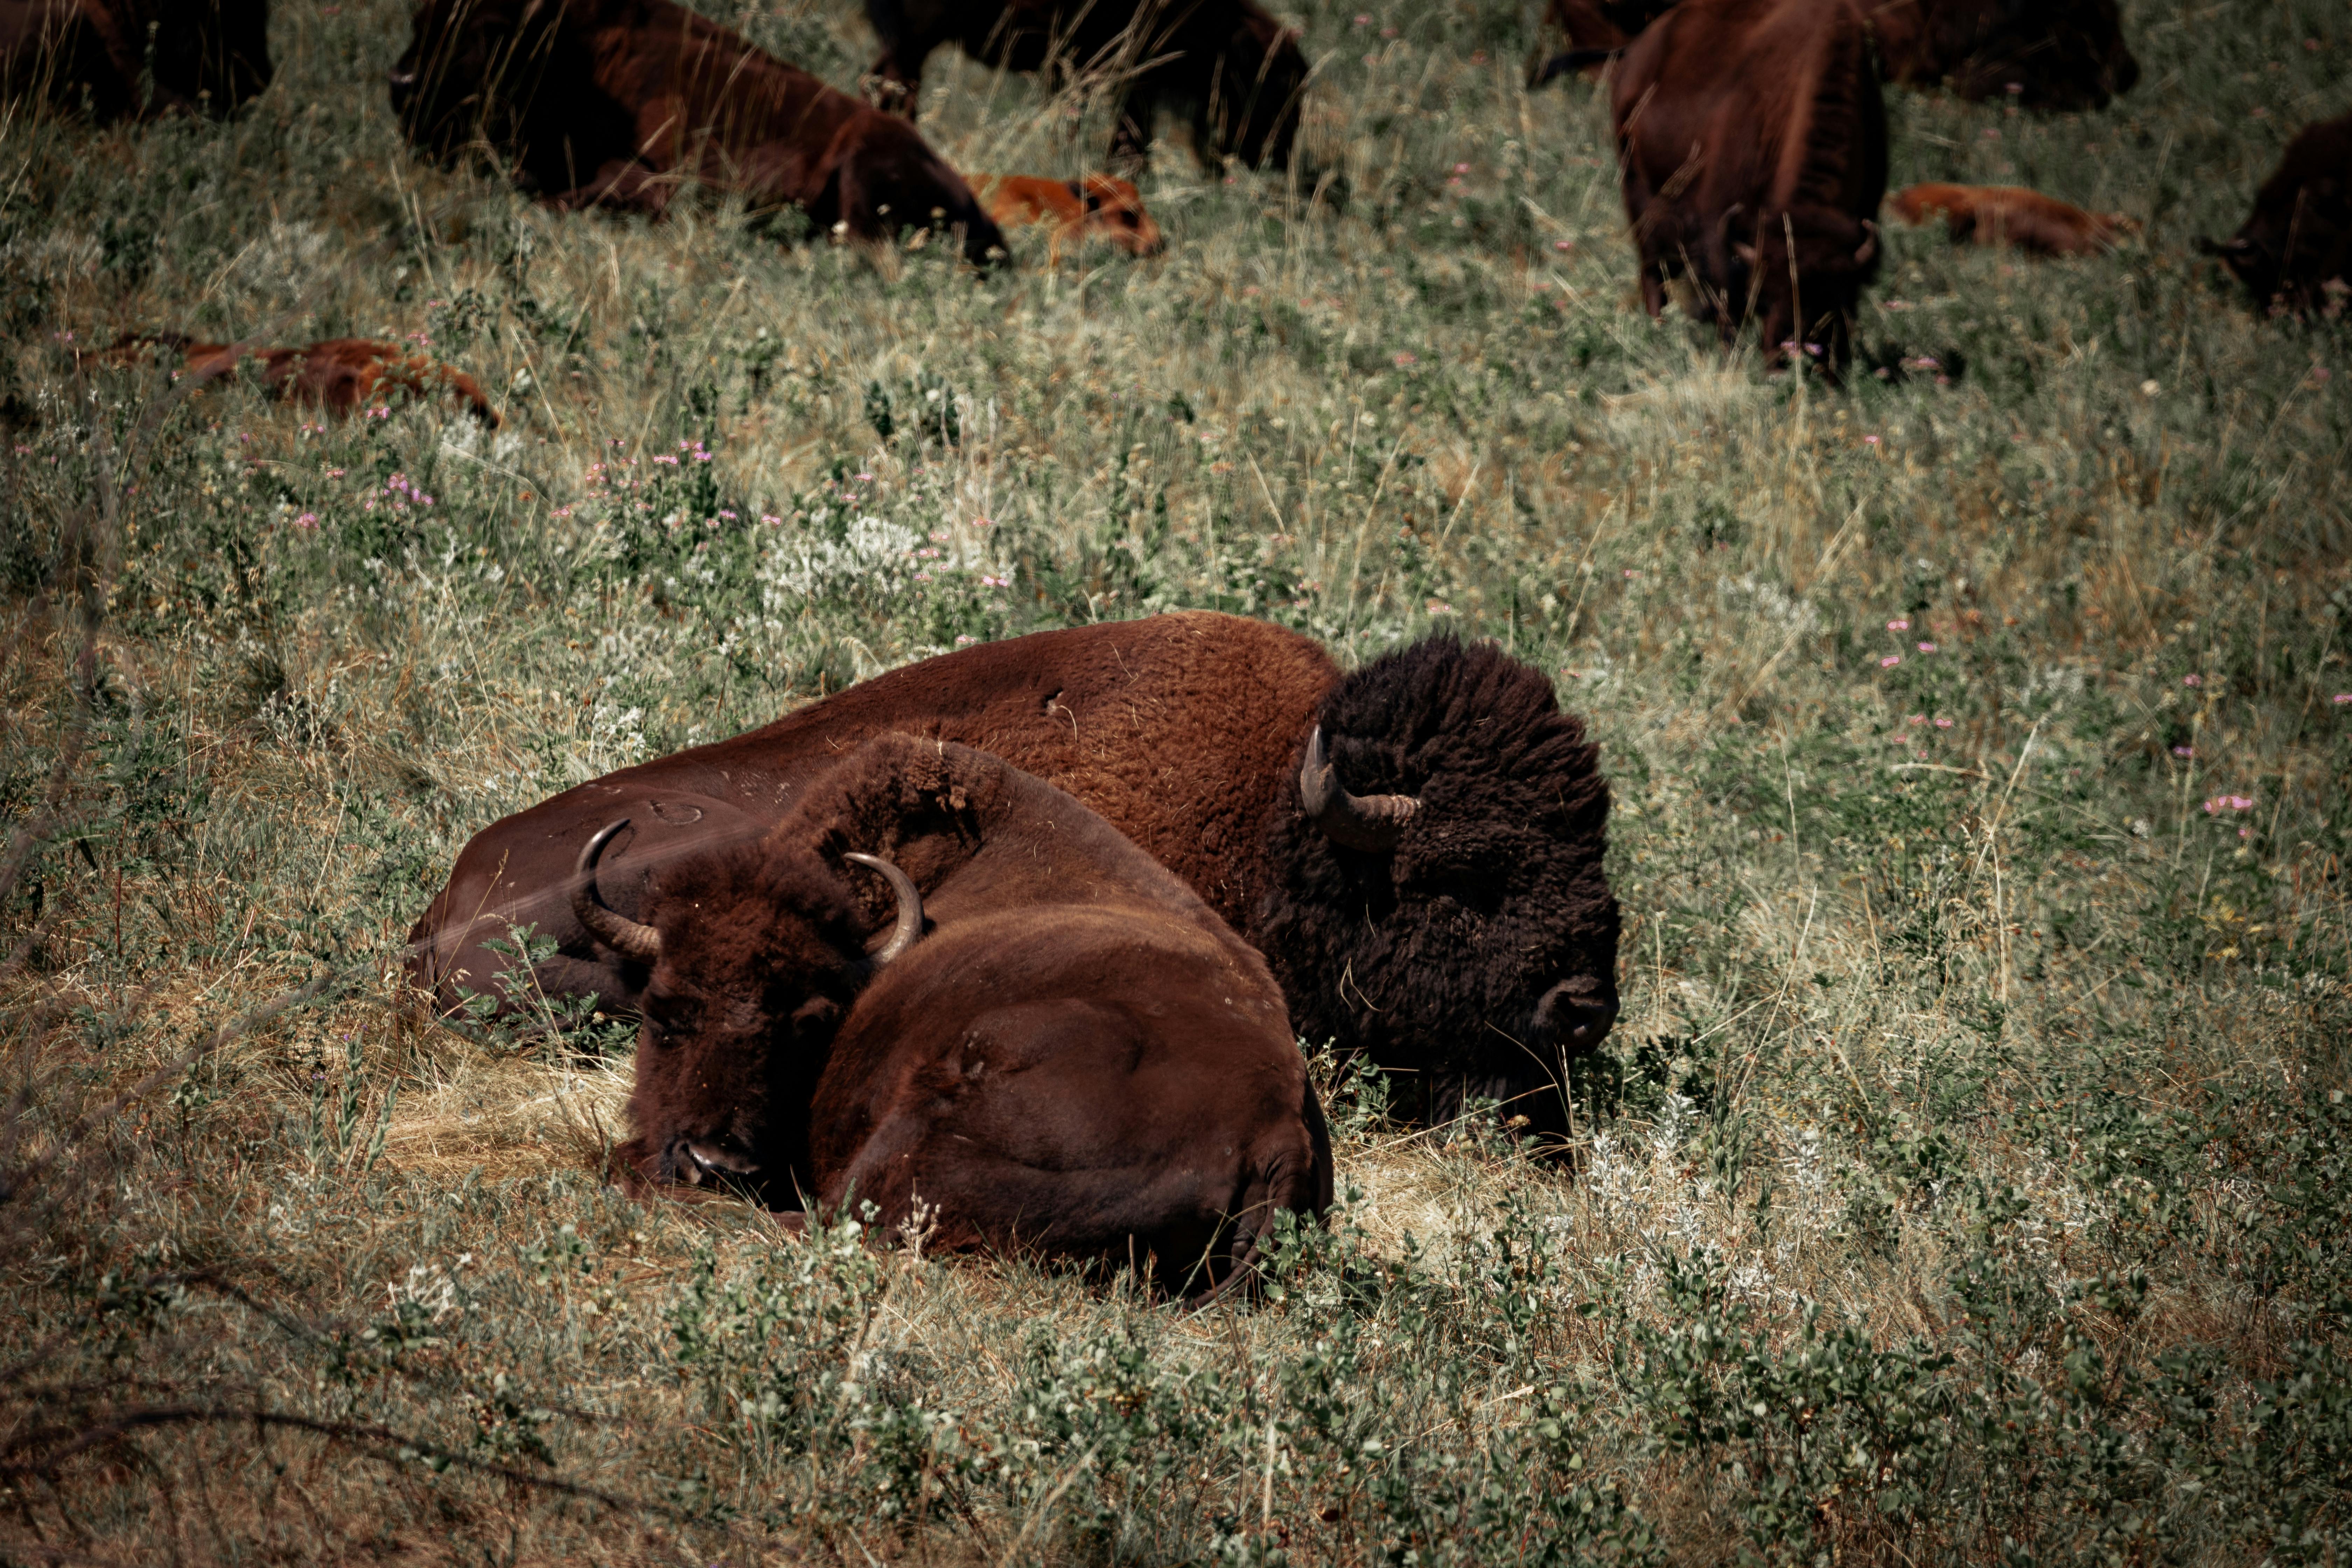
xmin=1529 ymin=980 xmax=1618 ymax=1054
xmin=681 ymin=1139 xmax=762 ymax=1184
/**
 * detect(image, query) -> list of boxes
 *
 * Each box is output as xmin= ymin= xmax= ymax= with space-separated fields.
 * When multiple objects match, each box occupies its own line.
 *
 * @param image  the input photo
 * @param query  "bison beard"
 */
xmin=387 ymin=0 xmax=1005 ymax=267
xmin=610 ymin=735 xmax=1332 ymax=1295
xmin=409 ymin=613 xmax=1621 ymax=1144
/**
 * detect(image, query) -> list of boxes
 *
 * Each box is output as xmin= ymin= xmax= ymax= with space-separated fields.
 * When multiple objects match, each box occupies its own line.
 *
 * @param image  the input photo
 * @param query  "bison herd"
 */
xmin=10 ymin=0 xmax=2351 ymax=1290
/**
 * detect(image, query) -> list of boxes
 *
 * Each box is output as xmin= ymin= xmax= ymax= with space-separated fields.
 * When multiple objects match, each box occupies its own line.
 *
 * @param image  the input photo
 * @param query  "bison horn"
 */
xmin=572 ymin=821 xmax=663 ymax=964
xmin=1854 ymin=218 xmax=1879 ymax=265
xmin=1299 ymin=726 xmax=1420 ymax=852
xmin=843 ymin=852 xmax=924 ymax=970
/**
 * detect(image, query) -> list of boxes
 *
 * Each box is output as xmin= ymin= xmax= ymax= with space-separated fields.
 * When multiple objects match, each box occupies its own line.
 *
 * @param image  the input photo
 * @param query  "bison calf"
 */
xmin=2202 ymin=111 xmax=2352 ymax=316
xmin=974 ymin=174 xmax=1166 ymax=260
xmin=589 ymin=734 xmax=1332 ymax=1296
xmin=101 ymin=335 xmax=500 ymax=424
xmin=1890 ymin=183 xmax=2136 ymax=256
xmin=390 ymin=0 xmax=1006 ymax=268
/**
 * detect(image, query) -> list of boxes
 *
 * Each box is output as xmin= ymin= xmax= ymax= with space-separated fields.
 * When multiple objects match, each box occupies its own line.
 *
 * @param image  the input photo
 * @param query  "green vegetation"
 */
xmin=2 ymin=0 xmax=2347 ymax=1561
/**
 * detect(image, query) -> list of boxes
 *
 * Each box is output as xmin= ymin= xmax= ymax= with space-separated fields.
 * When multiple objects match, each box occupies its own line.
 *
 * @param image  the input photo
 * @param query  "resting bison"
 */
xmin=99 ymin=335 xmax=500 ymax=424
xmin=1 ymin=0 xmax=270 ymax=120
xmin=1868 ymin=0 xmax=2137 ymax=110
xmin=388 ymin=0 xmax=1006 ymax=267
xmin=594 ymin=733 xmax=1331 ymax=1291
xmin=975 ymin=173 xmax=1166 ymax=259
xmin=2202 ymin=111 xmax=2352 ymax=316
xmin=1605 ymin=0 xmax=1886 ymax=374
xmin=1890 ymin=183 xmax=2136 ymax=256
xmin=409 ymin=613 xmax=1619 ymax=1139
xmin=864 ymin=0 xmax=1306 ymax=172
xmin=1532 ymin=0 xmax=2134 ymax=107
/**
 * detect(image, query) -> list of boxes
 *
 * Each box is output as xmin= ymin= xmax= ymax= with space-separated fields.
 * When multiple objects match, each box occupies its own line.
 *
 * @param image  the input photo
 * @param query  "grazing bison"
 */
xmin=1890 ymin=183 xmax=2136 ymax=255
xmin=975 ymin=173 xmax=1166 ymax=259
xmin=864 ymin=0 xmax=1307 ymax=173
xmin=1 ymin=0 xmax=270 ymax=120
xmin=1531 ymin=0 xmax=2136 ymax=107
xmin=410 ymin=612 xmax=1619 ymax=1140
xmin=99 ymin=335 xmax=500 ymax=424
xmin=388 ymin=0 xmax=1006 ymax=267
xmin=2201 ymin=110 xmax=2352 ymax=316
xmin=595 ymin=733 xmax=1331 ymax=1291
xmin=1605 ymin=0 xmax=1887 ymax=375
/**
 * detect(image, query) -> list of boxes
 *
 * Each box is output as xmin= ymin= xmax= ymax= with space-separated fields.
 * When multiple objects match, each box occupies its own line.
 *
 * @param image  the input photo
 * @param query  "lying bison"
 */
xmin=388 ymin=0 xmax=1005 ymax=267
xmin=1889 ymin=183 xmax=2136 ymax=257
xmin=409 ymin=613 xmax=1619 ymax=1140
xmin=2202 ymin=110 xmax=2352 ymax=316
xmin=1604 ymin=0 xmax=1887 ymax=375
xmin=2 ymin=0 xmax=271 ymax=121
xmin=592 ymin=733 xmax=1331 ymax=1291
xmin=98 ymin=335 xmax=501 ymax=424
xmin=864 ymin=0 xmax=1307 ymax=172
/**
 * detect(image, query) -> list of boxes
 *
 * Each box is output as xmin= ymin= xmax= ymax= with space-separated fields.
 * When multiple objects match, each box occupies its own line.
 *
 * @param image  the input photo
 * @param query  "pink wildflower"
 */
xmin=2184 ymin=674 xmax=2202 ymax=687
xmin=1888 ymin=618 xmax=1910 ymax=631
xmin=1918 ymin=641 xmax=1938 ymax=653
xmin=1933 ymin=717 xmax=1953 ymax=729
xmin=1881 ymin=655 xmax=1902 ymax=668
xmin=295 ymin=512 xmax=318 ymax=529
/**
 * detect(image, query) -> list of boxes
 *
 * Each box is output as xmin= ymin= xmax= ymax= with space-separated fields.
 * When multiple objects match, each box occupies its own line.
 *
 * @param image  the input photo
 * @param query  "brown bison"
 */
xmin=1867 ymin=0 xmax=2137 ymax=110
xmin=592 ymin=733 xmax=1332 ymax=1290
xmin=863 ymin=0 xmax=1307 ymax=172
xmin=388 ymin=0 xmax=1006 ymax=268
xmin=974 ymin=173 xmax=1166 ymax=260
xmin=409 ymin=613 xmax=1619 ymax=1140
xmin=1532 ymin=0 xmax=2135 ymax=107
xmin=1604 ymin=0 xmax=1887 ymax=375
xmin=99 ymin=335 xmax=501 ymax=424
xmin=2201 ymin=110 xmax=2352 ymax=316
xmin=1890 ymin=183 xmax=2136 ymax=256
xmin=1 ymin=0 xmax=271 ymax=120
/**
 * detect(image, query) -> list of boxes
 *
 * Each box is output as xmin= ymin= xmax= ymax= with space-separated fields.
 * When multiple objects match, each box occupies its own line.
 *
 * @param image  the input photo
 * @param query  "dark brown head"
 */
xmin=1070 ymin=174 xmax=1166 ymax=255
xmin=148 ymin=0 xmax=274 ymax=113
xmin=1736 ymin=206 xmax=1882 ymax=372
xmin=575 ymin=822 xmax=922 ymax=1199
xmin=388 ymin=0 xmax=569 ymax=162
xmin=1256 ymin=636 xmax=1620 ymax=1125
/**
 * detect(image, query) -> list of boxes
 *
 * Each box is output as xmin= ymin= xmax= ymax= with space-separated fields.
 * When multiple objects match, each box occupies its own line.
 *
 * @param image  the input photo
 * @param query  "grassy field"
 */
xmin=2 ymin=0 xmax=2350 ymax=1560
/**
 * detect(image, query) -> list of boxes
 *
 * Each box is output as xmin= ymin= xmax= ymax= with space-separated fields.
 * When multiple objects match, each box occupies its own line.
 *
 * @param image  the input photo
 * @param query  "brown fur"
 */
xmin=411 ymin=614 xmax=1622 ymax=1140
xmin=1 ymin=0 xmax=269 ymax=121
xmin=974 ymin=174 xmax=1165 ymax=260
xmin=99 ymin=335 xmax=500 ymax=425
xmin=1862 ymin=0 xmax=2137 ymax=109
xmin=616 ymin=734 xmax=1331 ymax=1295
xmin=1607 ymin=0 xmax=1888 ymax=375
xmin=389 ymin=0 xmax=1006 ymax=267
xmin=1890 ymin=183 xmax=2137 ymax=255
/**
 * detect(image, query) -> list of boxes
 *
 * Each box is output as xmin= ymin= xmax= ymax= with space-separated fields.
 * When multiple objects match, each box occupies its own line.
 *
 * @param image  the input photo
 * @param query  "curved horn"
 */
xmin=843 ymin=852 xmax=924 ymax=970
xmin=1298 ymin=726 xmax=1420 ymax=852
xmin=1854 ymin=218 xmax=1879 ymax=265
xmin=571 ymin=821 xmax=662 ymax=964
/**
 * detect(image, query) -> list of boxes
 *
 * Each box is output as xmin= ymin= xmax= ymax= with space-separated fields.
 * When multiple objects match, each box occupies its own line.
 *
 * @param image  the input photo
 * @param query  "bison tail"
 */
xmin=1527 ymin=46 xmax=1624 ymax=89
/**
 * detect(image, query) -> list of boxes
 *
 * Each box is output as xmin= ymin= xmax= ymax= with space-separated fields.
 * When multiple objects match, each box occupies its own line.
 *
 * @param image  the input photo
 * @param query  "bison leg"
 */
xmin=545 ymin=160 xmax=674 ymax=216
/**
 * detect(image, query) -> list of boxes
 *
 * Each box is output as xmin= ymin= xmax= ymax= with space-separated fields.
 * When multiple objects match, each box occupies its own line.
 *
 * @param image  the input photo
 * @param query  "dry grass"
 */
xmin=2 ymin=0 xmax=2350 ymax=1560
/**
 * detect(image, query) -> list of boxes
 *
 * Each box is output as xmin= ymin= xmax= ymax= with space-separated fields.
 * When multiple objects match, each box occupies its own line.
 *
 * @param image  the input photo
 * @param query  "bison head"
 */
xmin=574 ymin=821 xmax=923 ymax=1202
xmin=388 ymin=0 xmax=570 ymax=164
xmin=1255 ymin=636 xmax=1620 ymax=1136
xmin=1204 ymin=11 xmax=1308 ymax=169
xmin=1920 ymin=0 xmax=2138 ymax=110
xmin=1735 ymin=206 xmax=1881 ymax=373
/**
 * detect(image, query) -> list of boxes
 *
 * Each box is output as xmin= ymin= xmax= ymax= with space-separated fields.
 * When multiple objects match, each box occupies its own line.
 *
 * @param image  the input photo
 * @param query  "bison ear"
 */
xmin=788 ymin=996 xmax=841 ymax=1042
